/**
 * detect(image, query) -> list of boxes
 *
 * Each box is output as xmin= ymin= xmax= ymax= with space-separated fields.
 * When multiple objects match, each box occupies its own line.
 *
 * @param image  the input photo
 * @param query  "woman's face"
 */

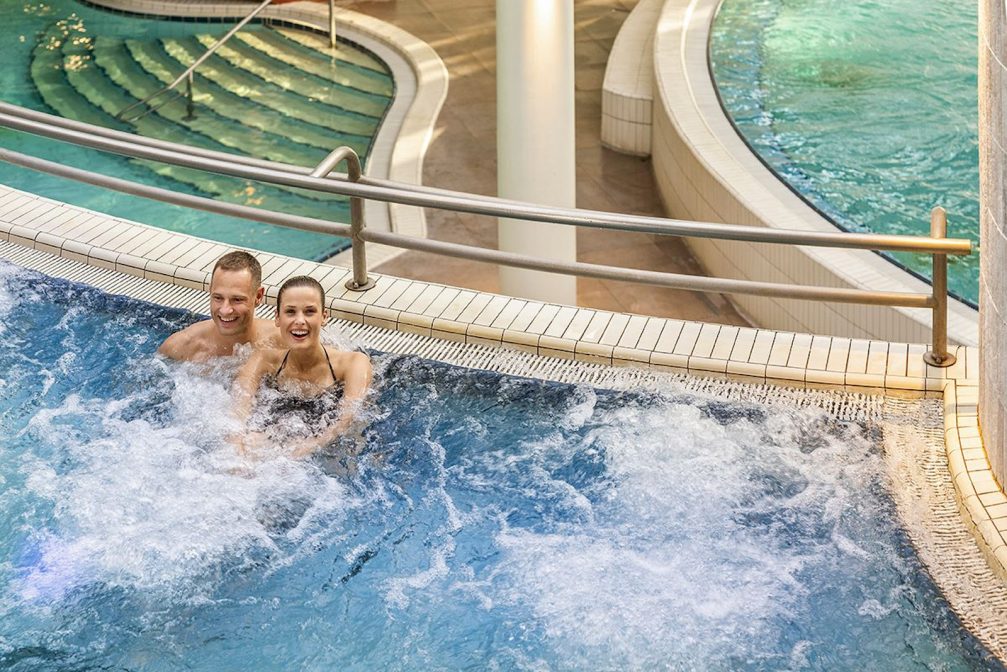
xmin=275 ymin=285 xmax=327 ymax=350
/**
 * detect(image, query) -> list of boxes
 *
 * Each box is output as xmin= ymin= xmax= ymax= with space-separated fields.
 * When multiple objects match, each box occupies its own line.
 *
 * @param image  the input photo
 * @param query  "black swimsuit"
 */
xmin=250 ymin=349 xmax=344 ymax=436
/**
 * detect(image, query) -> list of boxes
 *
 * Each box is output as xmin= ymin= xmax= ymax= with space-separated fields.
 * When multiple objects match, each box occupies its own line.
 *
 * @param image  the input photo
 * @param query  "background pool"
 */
xmin=0 ymin=260 xmax=1001 ymax=670
xmin=709 ymin=0 xmax=979 ymax=304
xmin=0 ymin=0 xmax=394 ymax=261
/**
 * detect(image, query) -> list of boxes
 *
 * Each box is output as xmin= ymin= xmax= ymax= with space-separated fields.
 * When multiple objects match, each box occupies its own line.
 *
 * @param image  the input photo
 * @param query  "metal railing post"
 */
xmin=310 ymin=147 xmax=374 ymax=291
xmin=329 ymin=0 xmax=337 ymax=49
xmin=924 ymin=205 xmax=956 ymax=367
xmin=183 ymin=72 xmax=196 ymax=121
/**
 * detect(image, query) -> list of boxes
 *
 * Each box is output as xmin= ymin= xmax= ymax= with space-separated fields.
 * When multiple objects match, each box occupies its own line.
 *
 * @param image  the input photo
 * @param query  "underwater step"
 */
xmin=129 ymin=38 xmax=369 ymax=159
xmin=30 ymin=30 xmax=125 ymax=132
xmin=60 ymin=49 xmax=348 ymax=219
xmin=233 ymin=29 xmax=393 ymax=96
xmin=92 ymin=39 xmax=329 ymax=168
xmin=62 ymin=40 xmax=348 ymax=213
xmin=268 ymin=26 xmax=388 ymax=74
xmin=199 ymin=32 xmax=391 ymax=119
xmin=158 ymin=36 xmax=379 ymax=140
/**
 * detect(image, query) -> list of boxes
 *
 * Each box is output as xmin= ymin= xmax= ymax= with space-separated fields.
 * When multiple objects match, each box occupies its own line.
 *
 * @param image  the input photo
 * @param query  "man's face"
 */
xmin=208 ymin=268 xmax=263 ymax=339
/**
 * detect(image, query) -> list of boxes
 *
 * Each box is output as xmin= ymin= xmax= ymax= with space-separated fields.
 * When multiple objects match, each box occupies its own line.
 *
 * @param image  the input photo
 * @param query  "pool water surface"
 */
xmin=0 ymin=260 xmax=1001 ymax=670
xmin=1 ymin=0 xmax=394 ymax=261
xmin=709 ymin=0 xmax=979 ymax=304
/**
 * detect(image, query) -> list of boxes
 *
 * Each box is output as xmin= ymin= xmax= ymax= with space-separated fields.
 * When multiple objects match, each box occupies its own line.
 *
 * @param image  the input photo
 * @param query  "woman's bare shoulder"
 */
xmin=327 ymin=348 xmax=371 ymax=371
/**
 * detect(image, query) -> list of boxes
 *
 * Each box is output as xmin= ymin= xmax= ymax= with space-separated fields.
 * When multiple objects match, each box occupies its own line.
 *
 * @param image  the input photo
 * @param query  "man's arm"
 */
xmin=231 ymin=349 xmax=272 ymax=427
xmin=157 ymin=325 xmax=196 ymax=361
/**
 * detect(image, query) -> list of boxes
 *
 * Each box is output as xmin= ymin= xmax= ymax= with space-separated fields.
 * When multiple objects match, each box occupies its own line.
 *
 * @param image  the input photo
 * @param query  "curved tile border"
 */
xmin=600 ymin=0 xmax=661 ymax=156
xmin=83 ymin=0 xmax=449 ymax=267
xmin=650 ymin=0 xmax=978 ymax=347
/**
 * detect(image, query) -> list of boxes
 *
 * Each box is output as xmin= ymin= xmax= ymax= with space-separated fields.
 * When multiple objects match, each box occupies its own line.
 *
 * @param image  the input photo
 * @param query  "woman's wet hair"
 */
xmin=277 ymin=276 xmax=325 ymax=311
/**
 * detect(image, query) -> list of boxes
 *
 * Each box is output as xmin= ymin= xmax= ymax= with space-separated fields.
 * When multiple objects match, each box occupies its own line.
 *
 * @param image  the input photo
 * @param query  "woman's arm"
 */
xmin=229 ymin=350 xmax=274 ymax=454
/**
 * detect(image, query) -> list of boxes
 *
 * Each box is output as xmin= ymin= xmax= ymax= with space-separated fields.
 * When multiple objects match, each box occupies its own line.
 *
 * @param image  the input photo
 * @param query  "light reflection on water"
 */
xmin=0 ymin=260 xmax=1001 ymax=670
xmin=710 ymin=0 xmax=979 ymax=304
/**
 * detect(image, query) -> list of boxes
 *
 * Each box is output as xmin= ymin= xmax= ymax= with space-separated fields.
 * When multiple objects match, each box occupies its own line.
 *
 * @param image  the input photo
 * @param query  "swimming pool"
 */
xmin=0 ymin=260 xmax=1001 ymax=670
xmin=1 ymin=0 xmax=393 ymax=261
xmin=709 ymin=0 xmax=979 ymax=305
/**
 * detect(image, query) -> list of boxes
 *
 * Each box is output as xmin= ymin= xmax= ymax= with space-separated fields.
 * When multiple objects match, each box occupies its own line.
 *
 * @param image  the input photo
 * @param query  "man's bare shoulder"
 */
xmin=158 ymin=320 xmax=218 ymax=362
xmin=253 ymin=319 xmax=282 ymax=349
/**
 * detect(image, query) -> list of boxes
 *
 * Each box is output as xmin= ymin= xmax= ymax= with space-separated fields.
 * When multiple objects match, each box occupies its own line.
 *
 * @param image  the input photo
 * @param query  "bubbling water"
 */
xmin=0 ymin=261 xmax=1000 ymax=671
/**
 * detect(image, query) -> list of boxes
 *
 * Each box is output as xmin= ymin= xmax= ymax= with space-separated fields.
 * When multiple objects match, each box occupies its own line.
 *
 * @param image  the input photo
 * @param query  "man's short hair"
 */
xmin=211 ymin=251 xmax=262 ymax=288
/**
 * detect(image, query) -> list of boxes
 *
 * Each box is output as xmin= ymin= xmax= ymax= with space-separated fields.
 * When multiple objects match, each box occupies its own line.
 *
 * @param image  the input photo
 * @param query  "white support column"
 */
xmin=496 ymin=0 xmax=577 ymax=305
xmin=979 ymin=0 xmax=1007 ymax=483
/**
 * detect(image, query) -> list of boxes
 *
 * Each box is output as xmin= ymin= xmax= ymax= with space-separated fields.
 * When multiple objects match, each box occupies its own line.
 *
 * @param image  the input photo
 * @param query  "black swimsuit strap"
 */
xmin=275 ymin=348 xmax=338 ymax=385
xmin=275 ymin=350 xmax=291 ymax=376
xmin=322 ymin=347 xmax=338 ymax=384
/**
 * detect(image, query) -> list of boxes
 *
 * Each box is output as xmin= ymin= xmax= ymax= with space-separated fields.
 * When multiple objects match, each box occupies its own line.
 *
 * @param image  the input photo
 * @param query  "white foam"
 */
xmin=489 ymin=396 xmax=882 ymax=667
xmin=12 ymin=363 xmax=355 ymax=606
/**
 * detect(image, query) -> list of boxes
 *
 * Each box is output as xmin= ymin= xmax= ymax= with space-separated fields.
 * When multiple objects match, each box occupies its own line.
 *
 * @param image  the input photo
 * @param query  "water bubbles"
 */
xmin=0 ymin=271 xmax=998 ymax=669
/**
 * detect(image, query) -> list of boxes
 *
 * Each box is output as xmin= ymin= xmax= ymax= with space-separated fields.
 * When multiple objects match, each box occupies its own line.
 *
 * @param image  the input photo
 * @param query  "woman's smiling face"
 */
xmin=275 ymin=285 xmax=327 ymax=350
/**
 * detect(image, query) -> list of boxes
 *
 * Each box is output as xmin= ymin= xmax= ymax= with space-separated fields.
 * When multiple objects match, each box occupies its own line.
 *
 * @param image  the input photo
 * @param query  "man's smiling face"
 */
xmin=208 ymin=268 xmax=263 ymax=339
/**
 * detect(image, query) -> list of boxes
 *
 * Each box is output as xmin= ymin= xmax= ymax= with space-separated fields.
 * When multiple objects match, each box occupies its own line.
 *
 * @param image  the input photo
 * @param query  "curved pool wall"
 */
xmin=76 ymin=0 xmax=449 ymax=270
xmin=648 ymin=0 xmax=979 ymax=346
xmin=708 ymin=0 xmax=979 ymax=306
xmin=3 ymin=246 xmax=1007 ymax=668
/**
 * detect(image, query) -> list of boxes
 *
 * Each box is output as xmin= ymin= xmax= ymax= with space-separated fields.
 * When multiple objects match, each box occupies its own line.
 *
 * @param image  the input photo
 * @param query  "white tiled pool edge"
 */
xmin=944 ymin=379 xmax=1007 ymax=583
xmin=647 ymin=0 xmax=978 ymax=347
xmin=600 ymin=0 xmax=660 ymax=156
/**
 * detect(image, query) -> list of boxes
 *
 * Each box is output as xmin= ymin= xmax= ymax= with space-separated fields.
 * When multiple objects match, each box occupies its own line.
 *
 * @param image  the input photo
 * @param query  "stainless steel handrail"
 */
xmin=0 ymin=105 xmax=972 ymax=256
xmin=0 ymin=143 xmax=935 ymax=311
xmin=115 ymin=0 xmax=275 ymax=123
xmin=0 ymin=104 xmax=971 ymax=365
xmin=0 ymin=147 xmax=352 ymax=238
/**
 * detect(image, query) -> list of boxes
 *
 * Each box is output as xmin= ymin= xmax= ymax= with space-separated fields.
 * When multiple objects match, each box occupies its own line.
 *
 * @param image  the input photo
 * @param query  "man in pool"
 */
xmin=158 ymin=251 xmax=281 ymax=362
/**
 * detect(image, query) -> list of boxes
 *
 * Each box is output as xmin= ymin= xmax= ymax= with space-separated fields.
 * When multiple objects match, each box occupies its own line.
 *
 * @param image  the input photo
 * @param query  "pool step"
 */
xmin=27 ymin=24 xmax=351 ymax=219
xmin=228 ymin=30 xmax=393 ymax=98
xmin=268 ymin=26 xmax=388 ymax=74
xmin=56 ymin=47 xmax=348 ymax=220
xmin=195 ymin=33 xmax=388 ymax=121
xmin=90 ymin=41 xmax=336 ymax=173
xmin=21 ymin=19 xmax=404 ymax=258
xmin=157 ymin=36 xmax=377 ymax=144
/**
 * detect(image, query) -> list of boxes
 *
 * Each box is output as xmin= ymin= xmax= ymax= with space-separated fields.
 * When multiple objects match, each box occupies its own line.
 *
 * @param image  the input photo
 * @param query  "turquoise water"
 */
xmin=709 ymin=0 xmax=979 ymax=304
xmin=0 ymin=259 xmax=1003 ymax=670
xmin=0 ymin=0 xmax=394 ymax=261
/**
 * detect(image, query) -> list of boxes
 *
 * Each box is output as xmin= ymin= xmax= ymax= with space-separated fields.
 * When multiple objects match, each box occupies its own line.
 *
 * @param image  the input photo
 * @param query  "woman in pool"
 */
xmin=231 ymin=275 xmax=372 ymax=459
